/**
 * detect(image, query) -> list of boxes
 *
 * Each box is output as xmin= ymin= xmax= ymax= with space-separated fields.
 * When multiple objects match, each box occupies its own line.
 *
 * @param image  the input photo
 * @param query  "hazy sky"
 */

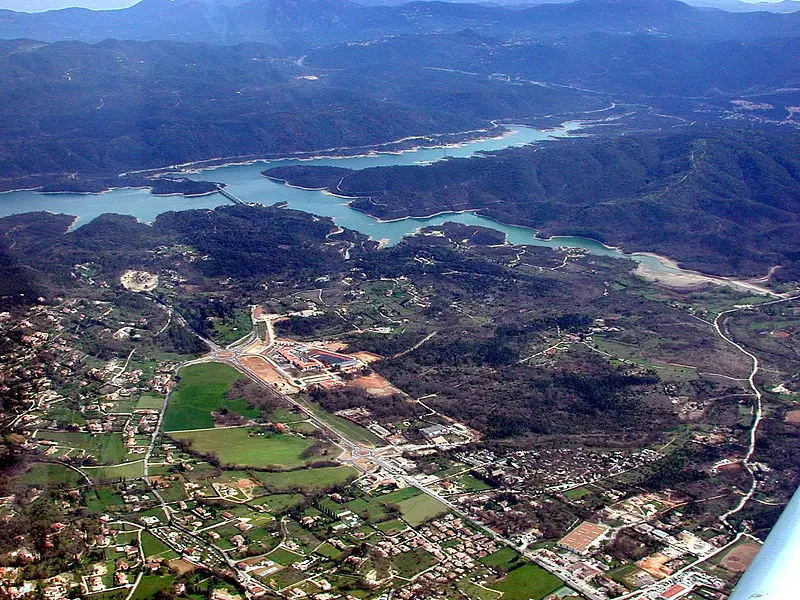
xmin=0 ymin=0 xmax=787 ymax=11
xmin=0 ymin=1 xmax=138 ymax=11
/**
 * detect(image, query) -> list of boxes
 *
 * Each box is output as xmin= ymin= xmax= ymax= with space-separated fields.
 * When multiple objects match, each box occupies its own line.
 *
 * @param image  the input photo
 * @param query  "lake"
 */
xmin=0 ymin=122 xmax=713 ymax=279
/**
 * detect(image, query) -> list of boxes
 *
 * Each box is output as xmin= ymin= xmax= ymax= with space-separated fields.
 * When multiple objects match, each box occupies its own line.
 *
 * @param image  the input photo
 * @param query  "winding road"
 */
xmin=712 ymin=295 xmax=799 ymax=527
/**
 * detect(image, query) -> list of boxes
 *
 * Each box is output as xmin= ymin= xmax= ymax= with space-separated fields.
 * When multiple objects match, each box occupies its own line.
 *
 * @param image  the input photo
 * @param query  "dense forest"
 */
xmin=0 ymin=205 xmax=371 ymax=308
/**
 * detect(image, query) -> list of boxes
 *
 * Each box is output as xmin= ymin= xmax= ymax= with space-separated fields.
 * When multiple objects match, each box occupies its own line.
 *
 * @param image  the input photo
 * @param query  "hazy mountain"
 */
xmin=683 ymin=0 xmax=800 ymax=12
xmin=1 ymin=0 xmax=799 ymax=44
xmin=352 ymin=0 xmax=800 ymax=12
xmin=351 ymin=0 xmax=800 ymax=10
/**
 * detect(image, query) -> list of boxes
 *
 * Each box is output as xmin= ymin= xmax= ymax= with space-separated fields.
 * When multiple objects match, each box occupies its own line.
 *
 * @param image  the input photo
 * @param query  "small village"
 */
xmin=0 ymin=272 xmax=784 ymax=600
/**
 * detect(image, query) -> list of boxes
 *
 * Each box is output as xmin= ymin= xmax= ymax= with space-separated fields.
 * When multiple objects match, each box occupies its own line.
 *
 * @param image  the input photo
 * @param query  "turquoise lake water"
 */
xmin=0 ymin=122 xmax=683 ymax=275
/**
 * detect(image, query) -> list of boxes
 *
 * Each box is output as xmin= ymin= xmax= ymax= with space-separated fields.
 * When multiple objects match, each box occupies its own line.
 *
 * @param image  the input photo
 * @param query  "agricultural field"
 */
xmin=493 ymin=564 xmax=563 ymax=600
xmin=394 ymin=493 xmax=448 ymax=526
xmin=254 ymin=466 xmax=358 ymax=492
xmin=17 ymin=462 xmax=84 ymax=487
xmin=136 ymin=393 xmax=165 ymax=411
xmin=36 ymin=432 xmax=127 ymax=464
xmin=170 ymin=427 xmax=321 ymax=469
xmin=163 ymin=363 xmax=258 ymax=431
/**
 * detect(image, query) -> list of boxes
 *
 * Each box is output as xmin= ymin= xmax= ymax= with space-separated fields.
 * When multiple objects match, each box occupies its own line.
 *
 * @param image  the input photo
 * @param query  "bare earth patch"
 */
xmin=720 ymin=542 xmax=760 ymax=573
xmin=351 ymin=351 xmax=384 ymax=364
xmin=315 ymin=341 xmax=348 ymax=352
xmin=120 ymin=270 xmax=158 ymax=292
xmin=241 ymin=355 xmax=299 ymax=394
xmin=636 ymin=553 xmax=673 ymax=579
xmin=784 ymin=410 xmax=800 ymax=426
xmin=350 ymin=372 xmax=401 ymax=396
xmin=168 ymin=559 xmax=196 ymax=575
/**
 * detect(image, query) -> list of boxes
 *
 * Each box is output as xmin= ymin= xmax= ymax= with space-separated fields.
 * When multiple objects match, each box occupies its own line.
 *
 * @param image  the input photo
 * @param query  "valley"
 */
xmin=0 ymin=1 xmax=799 ymax=599
xmin=0 ymin=206 xmax=798 ymax=600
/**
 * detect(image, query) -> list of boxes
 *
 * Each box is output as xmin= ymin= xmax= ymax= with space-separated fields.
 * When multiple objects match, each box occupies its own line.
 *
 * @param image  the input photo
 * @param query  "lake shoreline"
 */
xmin=133 ymin=124 xmax=515 ymax=178
xmin=0 ymin=119 xmax=779 ymax=295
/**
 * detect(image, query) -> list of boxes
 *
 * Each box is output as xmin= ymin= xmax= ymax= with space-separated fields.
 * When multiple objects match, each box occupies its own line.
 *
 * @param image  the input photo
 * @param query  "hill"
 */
xmin=1 ymin=29 xmax=799 ymax=193
xmin=1 ymin=0 xmax=799 ymax=44
xmin=0 ymin=36 xmax=599 ymax=191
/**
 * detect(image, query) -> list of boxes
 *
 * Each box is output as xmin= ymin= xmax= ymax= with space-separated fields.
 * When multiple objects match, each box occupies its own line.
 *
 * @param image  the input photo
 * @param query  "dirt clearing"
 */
xmin=784 ymin=410 xmax=800 ymax=426
xmin=240 ymin=355 xmax=299 ymax=394
xmin=350 ymin=372 xmax=401 ymax=396
xmin=120 ymin=270 xmax=158 ymax=292
xmin=351 ymin=351 xmax=383 ymax=364
xmin=720 ymin=542 xmax=760 ymax=573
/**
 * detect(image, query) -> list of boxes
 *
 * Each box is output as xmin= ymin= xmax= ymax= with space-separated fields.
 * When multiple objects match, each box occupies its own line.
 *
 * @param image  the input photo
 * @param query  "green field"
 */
xmin=376 ymin=519 xmax=407 ymax=534
xmin=394 ymin=548 xmax=438 ymax=578
xmin=606 ymin=563 xmax=642 ymax=589
xmin=131 ymin=575 xmax=176 ymax=600
xmin=378 ymin=487 xmax=422 ymax=505
xmin=141 ymin=532 xmax=178 ymax=559
xmin=563 ymin=486 xmax=595 ymax=500
xmin=345 ymin=497 xmax=391 ymax=521
xmin=480 ymin=548 xmax=521 ymax=571
xmin=458 ymin=474 xmax=493 ymax=491
xmin=84 ymin=461 xmax=145 ymax=482
xmin=47 ymin=406 xmax=86 ymax=426
xmin=288 ymin=421 xmax=318 ymax=435
xmin=494 ymin=564 xmax=563 ymax=600
xmin=211 ymin=311 xmax=254 ymax=344
xmin=395 ymin=494 xmax=448 ymax=526
xmin=255 ymin=466 xmax=357 ymax=492
xmin=171 ymin=427 xmax=317 ymax=469
xmin=249 ymin=493 xmax=305 ymax=512
xmin=457 ymin=578 xmax=502 ymax=600
xmin=17 ymin=462 xmax=84 ymax=487
xmin=37 ymin=432 xmax=127 ymax=464
xmin=316 ymin=542 xmax=345 ymax=560
xmin=267 ymin=547 xmax=305 ymax=566
xmin=136 ymin=394 xmax=165 ymax=411
xmin=85 ymin=487 xmax=125 ymax=512
xmin=164 ymin=363 xmax=259 ymax=431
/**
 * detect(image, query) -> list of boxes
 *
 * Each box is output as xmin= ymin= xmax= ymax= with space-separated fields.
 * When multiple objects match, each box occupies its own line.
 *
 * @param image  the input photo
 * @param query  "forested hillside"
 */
xmin=269 ymin=129 xmax=800 ymax=276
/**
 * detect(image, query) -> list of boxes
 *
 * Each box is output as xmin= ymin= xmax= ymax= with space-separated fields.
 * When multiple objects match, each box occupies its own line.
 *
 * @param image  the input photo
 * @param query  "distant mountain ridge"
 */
xmin=1 ymin=0 xmax=799 ymax=44
xmin=353 ymin=0 xmax=800 ymax=11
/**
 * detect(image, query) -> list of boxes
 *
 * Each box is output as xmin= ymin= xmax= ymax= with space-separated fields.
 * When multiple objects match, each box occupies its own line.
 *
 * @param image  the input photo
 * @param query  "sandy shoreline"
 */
xmin=141 ymin=124 xmax=515 ymax=177
xmin=344 ymin=207 xmax=780 ymax=296
xmin=2 ymin=119 xmax=581 ymax=196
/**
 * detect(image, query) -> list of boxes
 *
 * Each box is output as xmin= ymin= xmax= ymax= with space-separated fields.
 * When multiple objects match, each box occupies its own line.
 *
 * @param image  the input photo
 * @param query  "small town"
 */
xmin=0 ymin=277 xmax=773 ymax=600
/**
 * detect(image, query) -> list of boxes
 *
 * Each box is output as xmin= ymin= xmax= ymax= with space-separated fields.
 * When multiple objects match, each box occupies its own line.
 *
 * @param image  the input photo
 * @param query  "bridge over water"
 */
xmin=215 ymin=185 xmax=245 ymax=205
